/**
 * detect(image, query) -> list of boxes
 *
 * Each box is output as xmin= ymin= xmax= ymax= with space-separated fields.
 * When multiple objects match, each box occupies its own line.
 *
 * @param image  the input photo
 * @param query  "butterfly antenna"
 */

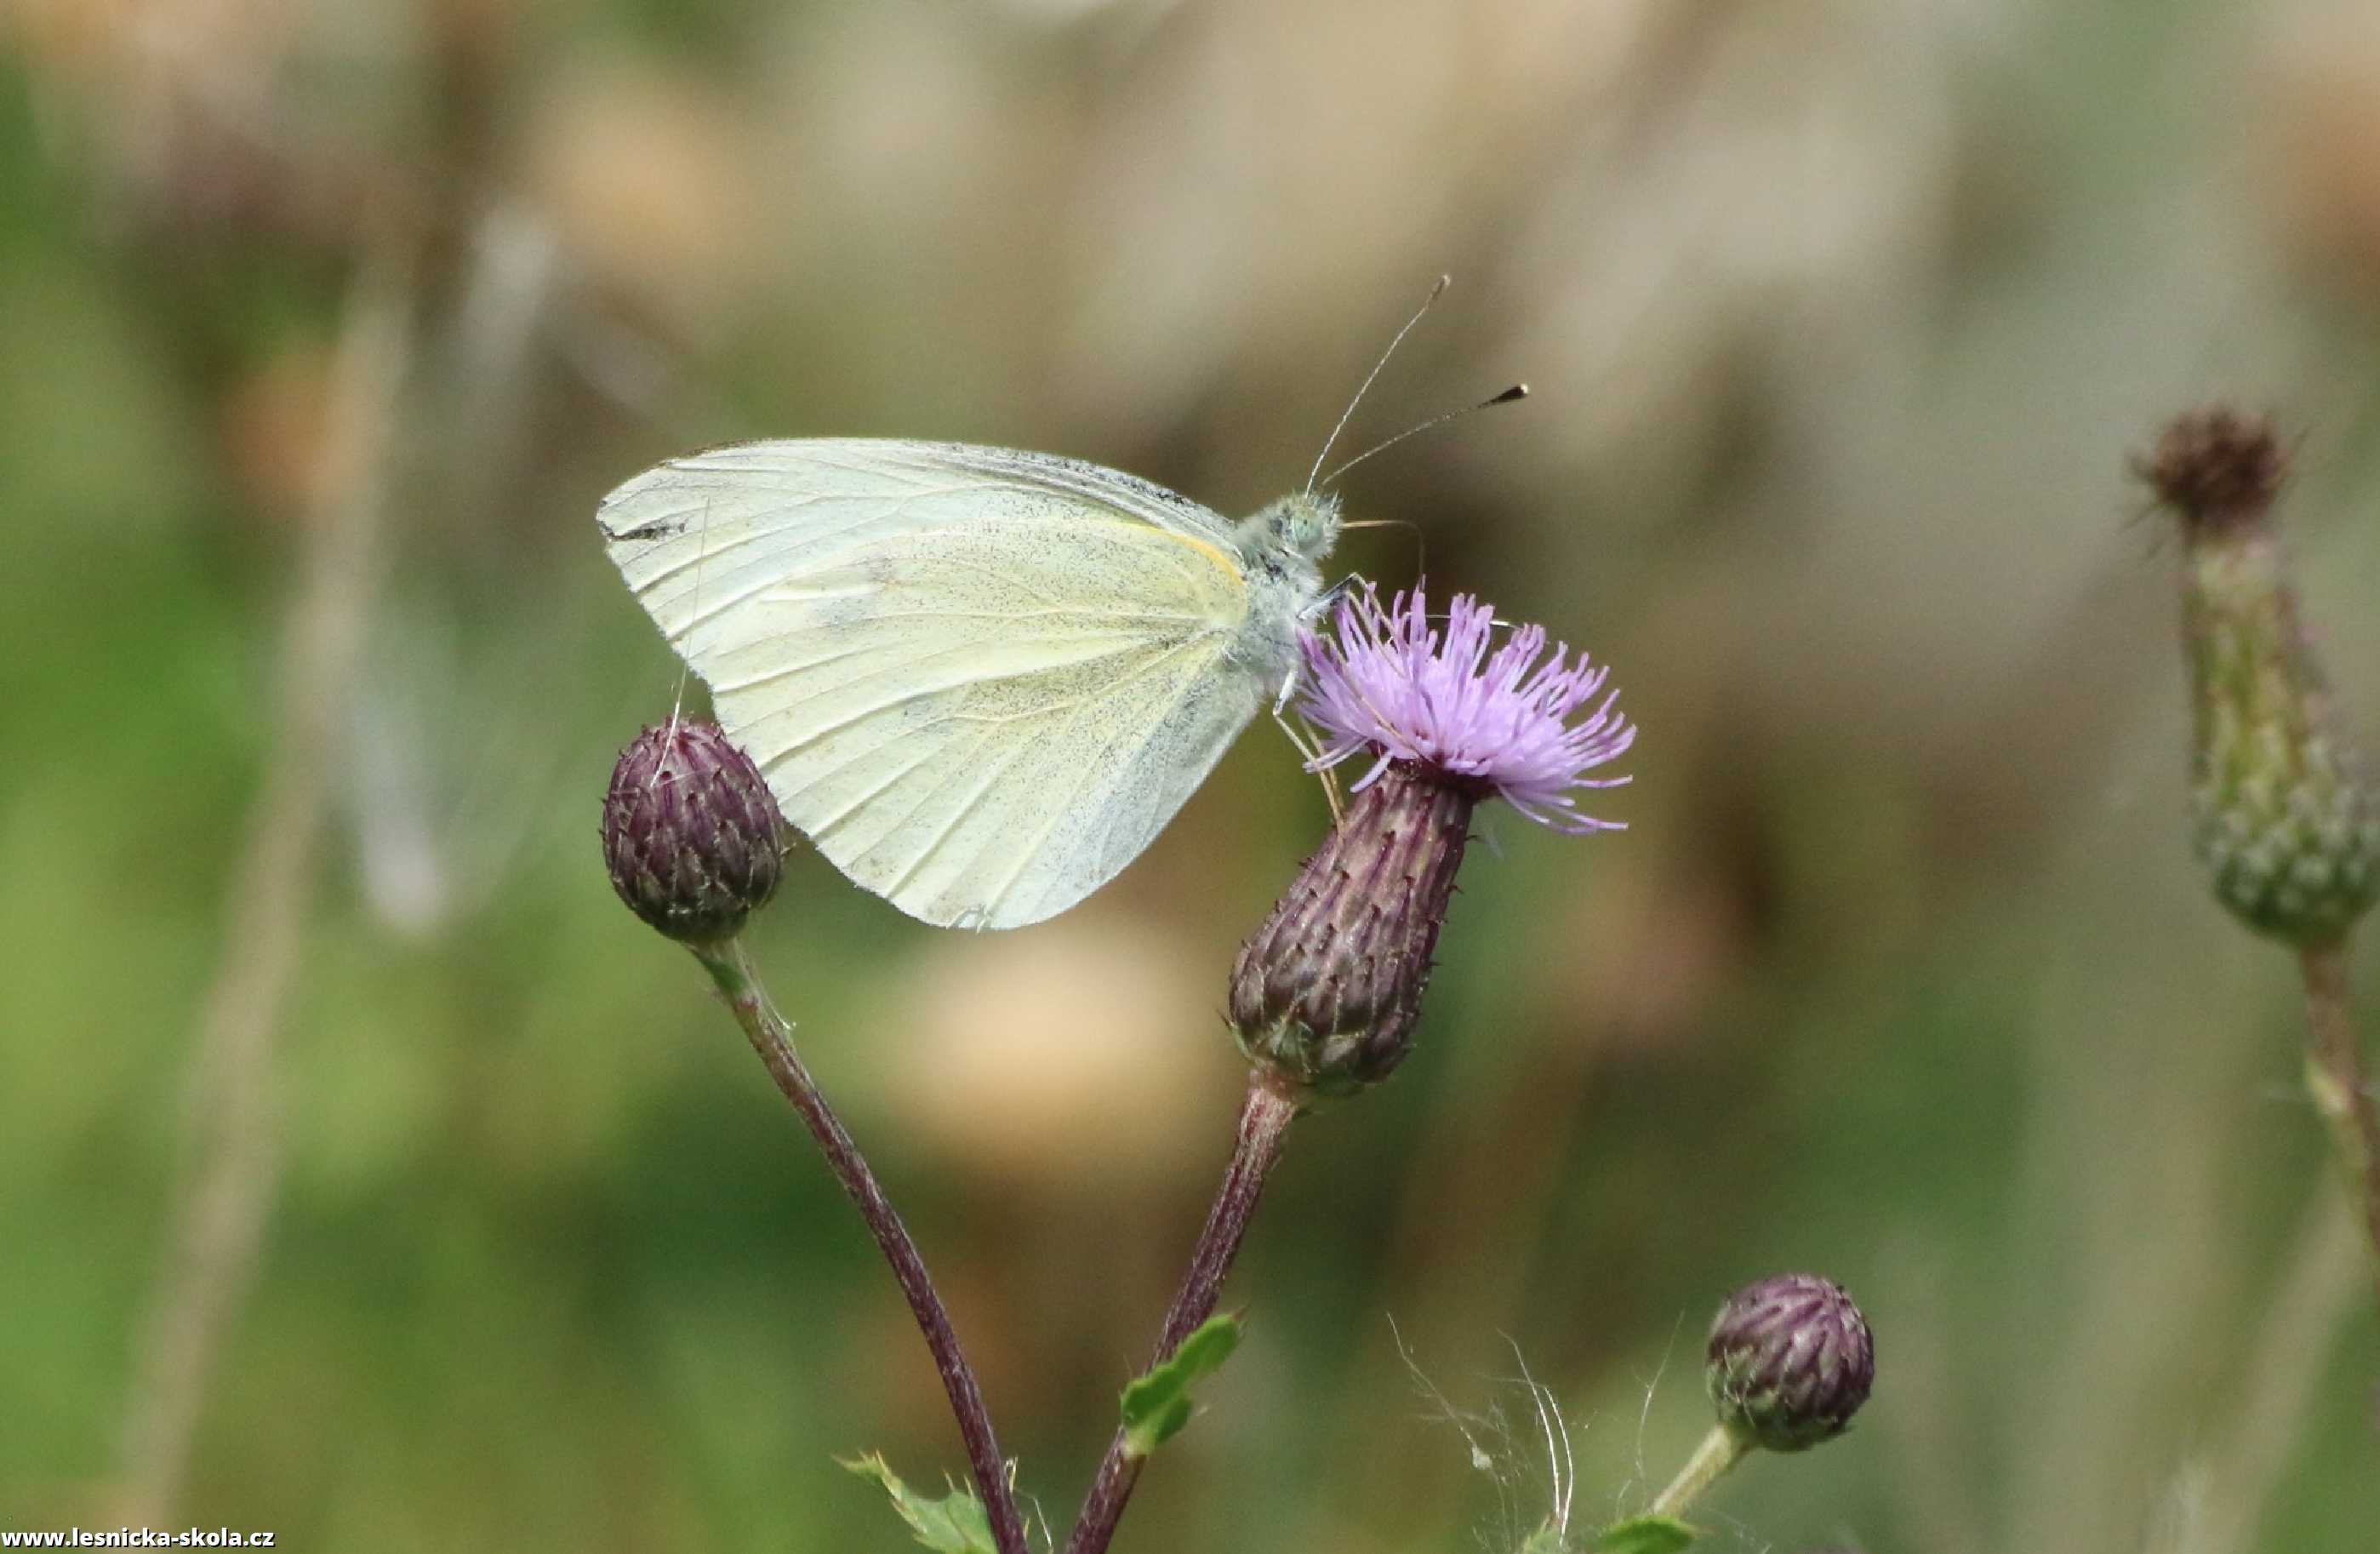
xmin=1321 ymin=383 xmax=1528 ymax=489
xmin=1307 ymin=273 xmax=1452 ymax=495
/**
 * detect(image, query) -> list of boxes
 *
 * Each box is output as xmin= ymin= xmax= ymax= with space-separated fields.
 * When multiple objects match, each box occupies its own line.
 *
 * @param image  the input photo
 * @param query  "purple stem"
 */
xmin=695 ymin=938 xmax=1028 ymax=1554
xmin=1062 ymin=1074 xmax=1302 ymax=1554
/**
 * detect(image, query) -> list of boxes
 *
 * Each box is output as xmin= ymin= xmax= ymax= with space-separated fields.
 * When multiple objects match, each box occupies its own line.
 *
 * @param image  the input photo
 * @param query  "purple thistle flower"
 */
xmin=1229 ymin=584 xmax=1635 ymax=1096
xmin=1297 ymin=585 xmax=1634 ymax=831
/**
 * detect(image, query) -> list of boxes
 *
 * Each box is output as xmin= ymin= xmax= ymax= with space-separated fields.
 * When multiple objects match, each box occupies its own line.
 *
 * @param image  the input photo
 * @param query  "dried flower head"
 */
xmin=1705 ymin=1273 xmax=1874 ymax=1453
xmin=2135 ymin=407 xmax=2287 ymax=537
xmin=1230 ymin=585 xmax=1632 ymax=1094
xmin=2138 ymin=408 xmax=2380 ymax=944
xmin=602 ymin=719 xmax=786 ymax=944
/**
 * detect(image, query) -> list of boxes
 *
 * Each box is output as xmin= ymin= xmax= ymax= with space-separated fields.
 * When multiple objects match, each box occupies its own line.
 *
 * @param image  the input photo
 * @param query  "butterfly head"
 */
xmin=1251 ymin=491 xmax=1342 ymax=567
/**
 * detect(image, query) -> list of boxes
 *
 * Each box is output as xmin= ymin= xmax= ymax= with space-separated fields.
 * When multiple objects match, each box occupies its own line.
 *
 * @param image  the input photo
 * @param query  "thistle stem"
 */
xmin=1061 ymin=1072 xmax=1303 ymax=1554
xmin=691 ymin=937 xmax=1028 ymax=1554
xmin=1647 ymin=1424 xmax=1749 ymax=1520
xmin=2296 ymin=940 xmax=2380 ymax=1303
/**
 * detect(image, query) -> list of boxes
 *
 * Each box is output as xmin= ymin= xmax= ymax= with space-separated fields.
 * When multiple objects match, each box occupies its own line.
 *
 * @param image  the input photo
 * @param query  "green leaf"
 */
xmin=837 ymin=1452 xmax=998 ymax=1554
xmin=1591 ymin=1514 xmax=1696 ymax=1554
xmin=1119 ymin=1314 xmax=1243 ymax=1458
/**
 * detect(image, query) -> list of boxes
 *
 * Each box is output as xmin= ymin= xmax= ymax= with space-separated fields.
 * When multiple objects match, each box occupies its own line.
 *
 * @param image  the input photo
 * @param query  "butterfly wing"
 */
xmin=597 ymin=439 xmax=1265 ymax=928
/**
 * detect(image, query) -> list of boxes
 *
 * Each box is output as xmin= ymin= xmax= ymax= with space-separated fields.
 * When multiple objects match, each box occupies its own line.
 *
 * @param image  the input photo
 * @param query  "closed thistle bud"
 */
xmin=1230 ymin=770 xmax=1474 ymax=1094
xmin=602 ymin=720 xmax=786 ymax=943
xmin=1705 ymin=1273 xmax=1874 ymax=1453
xmin=2141 ymin=409 xmax=2379 ymax=945
xmin=1231 ymin=586 xmax=1633 ymax=1096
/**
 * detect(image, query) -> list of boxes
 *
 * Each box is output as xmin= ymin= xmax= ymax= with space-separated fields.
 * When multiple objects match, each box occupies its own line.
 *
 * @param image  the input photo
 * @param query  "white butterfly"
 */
xmin=596 ymin=439 xmax=1340 ymax=929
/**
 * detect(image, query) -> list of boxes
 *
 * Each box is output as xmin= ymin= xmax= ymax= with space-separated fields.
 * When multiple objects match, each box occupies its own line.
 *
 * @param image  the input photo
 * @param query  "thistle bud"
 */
xmin=602 ymin=720 xmax=786 ymax=944
xmin=2142 ymin=408 xmax=2380 ymax=945
xmin=1705 ymin=1273 xmax=1874 ymax=1453
xmin=1230 ymin=769 xmax=1473 ymax=1094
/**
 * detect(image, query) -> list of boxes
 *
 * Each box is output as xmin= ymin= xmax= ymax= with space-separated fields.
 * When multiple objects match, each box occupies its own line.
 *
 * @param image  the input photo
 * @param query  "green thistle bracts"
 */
xmin=2147 ymin=408 xmax=2379 ymax=946
xmin=2183 ymin=536 xmax=2379 ymax=943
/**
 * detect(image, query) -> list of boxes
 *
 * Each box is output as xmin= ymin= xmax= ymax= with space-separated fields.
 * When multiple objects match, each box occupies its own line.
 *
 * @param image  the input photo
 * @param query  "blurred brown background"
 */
xmin=5 ymin=0 xmax=2380 ymax=1549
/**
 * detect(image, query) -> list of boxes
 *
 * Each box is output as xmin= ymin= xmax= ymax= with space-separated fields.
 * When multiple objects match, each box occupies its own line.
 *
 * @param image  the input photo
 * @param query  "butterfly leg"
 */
xmin=1308 ymin=570 xmax=1367 ymax=620
xmin=1311 ymin=731 xmax=1345 ymax=823
xmin=1270 ymin=669 xmax=1344 ymax=824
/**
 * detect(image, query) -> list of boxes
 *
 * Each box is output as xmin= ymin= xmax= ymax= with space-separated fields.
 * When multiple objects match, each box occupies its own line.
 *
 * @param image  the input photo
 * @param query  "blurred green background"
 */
xmin=7 ymin=0 xmax=2380 ymax=1548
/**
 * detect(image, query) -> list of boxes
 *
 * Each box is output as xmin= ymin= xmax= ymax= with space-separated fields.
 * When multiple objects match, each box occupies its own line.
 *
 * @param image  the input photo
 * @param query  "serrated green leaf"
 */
xmin=837 ymin=1452 xmax=997 ymax=1554
xmin=1119 ymin=1314 xmax=1243 ymax=1458
xmin=1592 ymin=1514 xmax=1696 ymax=1554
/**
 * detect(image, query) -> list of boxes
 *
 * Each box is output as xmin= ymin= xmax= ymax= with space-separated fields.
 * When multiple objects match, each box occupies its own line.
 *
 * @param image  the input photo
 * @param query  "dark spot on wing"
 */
xmin=614 ymin=518 xmax=683 ymax=541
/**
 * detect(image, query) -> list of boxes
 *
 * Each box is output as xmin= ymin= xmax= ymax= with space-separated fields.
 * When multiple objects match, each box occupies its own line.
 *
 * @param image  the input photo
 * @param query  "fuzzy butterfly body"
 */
xmin=597 ymin=438 xmax=1339 ymax=928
